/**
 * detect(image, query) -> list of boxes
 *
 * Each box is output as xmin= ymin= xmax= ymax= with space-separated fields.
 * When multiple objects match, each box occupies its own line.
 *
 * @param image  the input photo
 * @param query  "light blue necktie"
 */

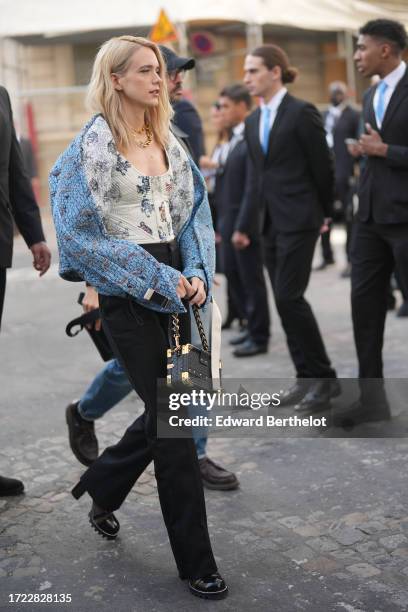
xmin=375 ymin=80 xmax=388 ymax=127
xmin=261 ymin=106 xmax=271 ymax=154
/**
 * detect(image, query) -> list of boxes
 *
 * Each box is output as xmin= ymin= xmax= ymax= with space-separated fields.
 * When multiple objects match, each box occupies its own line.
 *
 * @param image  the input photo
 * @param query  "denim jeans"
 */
xmin=78 ymin=305 xmax=210 ymax=459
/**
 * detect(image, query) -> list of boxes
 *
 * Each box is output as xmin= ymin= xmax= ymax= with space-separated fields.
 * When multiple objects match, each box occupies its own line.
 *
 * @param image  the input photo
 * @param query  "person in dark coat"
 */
xmin=0 ymin=86 xmax=51 ymax=496
xmin=243 ymin=44 xmax=339 ymax=411
xmin=216 ymin=84 xmax=270 ymax=356
xmin=341 ymin=19 xmax=408 ymax=423
xmin=315 ymin=81 xmax=360 ymax=274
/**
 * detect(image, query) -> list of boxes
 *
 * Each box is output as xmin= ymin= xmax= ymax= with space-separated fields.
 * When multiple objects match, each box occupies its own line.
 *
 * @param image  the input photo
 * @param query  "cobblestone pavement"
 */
xmin=1 ymin=222 xmax=408 ymax=611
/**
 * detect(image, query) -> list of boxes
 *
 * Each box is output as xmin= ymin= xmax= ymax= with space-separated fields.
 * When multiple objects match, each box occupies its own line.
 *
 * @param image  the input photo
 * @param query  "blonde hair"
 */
xmin=86 ymin=35 xmax=172 ymax=149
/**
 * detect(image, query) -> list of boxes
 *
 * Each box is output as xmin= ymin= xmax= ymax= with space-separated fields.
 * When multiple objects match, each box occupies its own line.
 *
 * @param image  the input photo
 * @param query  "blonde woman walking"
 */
xmin=50 ymin=36 xmax=228 ymax=600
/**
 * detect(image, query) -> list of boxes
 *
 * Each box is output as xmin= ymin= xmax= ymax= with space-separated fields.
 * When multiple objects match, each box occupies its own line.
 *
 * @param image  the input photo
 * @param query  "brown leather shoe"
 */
xmin=199 ymin=457 xmax=239 ymax=491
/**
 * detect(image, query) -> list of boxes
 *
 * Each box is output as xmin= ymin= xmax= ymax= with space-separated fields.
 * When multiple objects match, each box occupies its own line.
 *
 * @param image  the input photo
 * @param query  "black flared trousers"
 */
xmin=76 ymin=242 xmax=217 ymax=580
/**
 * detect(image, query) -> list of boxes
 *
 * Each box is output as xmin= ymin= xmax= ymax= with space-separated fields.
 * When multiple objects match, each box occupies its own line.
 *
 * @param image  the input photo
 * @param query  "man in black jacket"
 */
xmin=159 ymin=45 xmax=205 ymax=165
xmin=243 ymin=44 xmax=339 ymax=411
xmin=0 ymin=86 xmax=51 ymax=496
xmin=316 ymin=82 xmax=360 ymax=273
xmin=348 ymin=19 xmax=408 ymax=417
xmin=216 ymin=84 xmax=270 ymax=356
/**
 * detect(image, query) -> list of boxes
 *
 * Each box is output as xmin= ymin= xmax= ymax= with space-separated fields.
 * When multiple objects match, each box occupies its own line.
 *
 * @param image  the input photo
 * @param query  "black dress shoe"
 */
xmin=397 ymin=301 xmax=408 ymax=318
xmin=89 ymin=502 xmax=120 ymax=540
xmin=199 ymin=457 xmax=239 ymax=491
xmin=333 ymin=399 xmax=391 ymax=430
xmin=314 ymin=260 xmax=334 ymax=271
xmin=340 ymin=263 xmax=351 ymax=279
xmin=188 ymin=573 xmax=228 ymax=600
xmin=387 ymin=292 xmax=396 ymax=311
xmin=279 ymin=381 xmax=311 ymax=407
xmin=295 ymin=379 xmax=341 ymax=413
xmin=233 ymin=339 xmax=268 ymax=357
xmin=66 ymin=401 xmax=98 ymax=467
xmin=229 ymin=330 xmax=249 ymax=346
xmin=0 ymin=475 xmax=24 ymax=497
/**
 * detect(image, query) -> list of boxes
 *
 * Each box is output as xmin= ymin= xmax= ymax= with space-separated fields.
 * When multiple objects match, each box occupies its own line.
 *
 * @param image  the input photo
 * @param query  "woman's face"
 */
xmin=210 ymin=105 xmax=225 ymax=132
xmin=112 ymin=46 xmax=163 ymax=108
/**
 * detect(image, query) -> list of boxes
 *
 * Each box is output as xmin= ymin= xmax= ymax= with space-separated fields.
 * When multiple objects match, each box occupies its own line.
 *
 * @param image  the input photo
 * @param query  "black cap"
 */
xmin=158 ymin=45 xmax=195 ymax=73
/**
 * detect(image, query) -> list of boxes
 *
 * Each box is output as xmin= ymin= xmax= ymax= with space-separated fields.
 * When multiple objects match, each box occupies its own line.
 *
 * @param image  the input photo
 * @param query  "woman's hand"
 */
xmin=176 ymin=275 xmax=193 ymax=299
xmin=188 ymin=277 xmax=206 ymax=307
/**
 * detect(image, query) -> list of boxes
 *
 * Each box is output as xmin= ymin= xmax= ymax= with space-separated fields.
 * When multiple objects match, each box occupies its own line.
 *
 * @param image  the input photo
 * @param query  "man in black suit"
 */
xmin=347 ymin=19 xmax=408 ymax=417
xmin=316 ymin=82 xmax=360 ymax=274
xmin=243 ymin=44 xmax=339 ymax=410
xmin=216 ymin=84 xmax=270 ymax=356
xmin=0 ymin=86 xmax=51 ymax=496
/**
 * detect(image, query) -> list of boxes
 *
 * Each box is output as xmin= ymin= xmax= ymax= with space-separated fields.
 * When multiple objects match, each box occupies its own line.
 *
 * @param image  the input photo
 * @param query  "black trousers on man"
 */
xmin=220 ymin=238 xmax=270 ymax=345
xmin=351 ymin=220 xmax=408 ymax=385
xmin=320 ymin=178 xmax=353 ymax=264
xmin=74 ymin=243 xmax=217 ymax=580
xmin=0 ymin=268 xmax=6 ymax=329
xmin=263 ymin=220 xmax=336 ymax=379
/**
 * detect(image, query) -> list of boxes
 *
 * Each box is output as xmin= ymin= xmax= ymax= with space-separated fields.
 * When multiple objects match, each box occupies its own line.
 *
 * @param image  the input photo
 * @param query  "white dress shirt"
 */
xmin=259 ymin=87 xmax=288 ymax=144
xmin=324 ymin=102 xmax=346 ymax=148
xmin=373 ymin=61 xmax=406 ymax=128
xmin=228 ymin=121 xmax=245 ymax=154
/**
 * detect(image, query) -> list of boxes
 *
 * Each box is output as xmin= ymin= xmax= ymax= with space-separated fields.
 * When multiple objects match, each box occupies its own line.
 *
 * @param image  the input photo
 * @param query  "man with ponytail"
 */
xmin=243 ymin=44 xmax=340 ymax=411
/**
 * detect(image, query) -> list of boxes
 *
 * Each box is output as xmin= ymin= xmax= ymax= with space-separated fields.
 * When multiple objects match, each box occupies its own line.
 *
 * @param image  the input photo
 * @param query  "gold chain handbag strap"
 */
xmin=171 ymin=305 xmax=209 ymax=352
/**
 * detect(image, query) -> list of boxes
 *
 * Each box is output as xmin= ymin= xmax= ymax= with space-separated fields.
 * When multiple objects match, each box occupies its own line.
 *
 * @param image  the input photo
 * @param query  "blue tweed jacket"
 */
xmin=49 ymin=115 xmax=215 ymax=314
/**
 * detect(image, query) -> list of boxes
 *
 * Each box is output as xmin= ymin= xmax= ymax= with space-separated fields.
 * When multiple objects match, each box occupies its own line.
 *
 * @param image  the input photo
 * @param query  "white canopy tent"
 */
xmin=0 ymin=0 xmax=405 ymax=38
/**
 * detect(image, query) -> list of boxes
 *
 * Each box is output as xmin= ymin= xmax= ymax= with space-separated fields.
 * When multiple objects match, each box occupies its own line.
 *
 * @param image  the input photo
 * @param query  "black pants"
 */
xmin=320 ymin=178 xmax=353 ymax=263
xmin=263 ymin=223 xmax=336 ymax=378
xmin=76 ymin=242 xmax=217 ymax=580
xmin=221 ymin=237 xmax=270 ymax=344
xmin=0 ymin=268 xmax=6 ymax=330
xmin=351 ymin=220 xmax=408 ymax=380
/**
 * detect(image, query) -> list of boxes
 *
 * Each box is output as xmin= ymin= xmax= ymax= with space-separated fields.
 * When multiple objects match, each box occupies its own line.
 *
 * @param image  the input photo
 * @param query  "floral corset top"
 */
xmin=105 ymin=152 xmax=175 ymax=244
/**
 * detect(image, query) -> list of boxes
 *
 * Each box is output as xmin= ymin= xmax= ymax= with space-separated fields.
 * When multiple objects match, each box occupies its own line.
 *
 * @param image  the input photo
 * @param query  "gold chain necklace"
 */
xmin=131 ymin=123 xmax=153 ymax=148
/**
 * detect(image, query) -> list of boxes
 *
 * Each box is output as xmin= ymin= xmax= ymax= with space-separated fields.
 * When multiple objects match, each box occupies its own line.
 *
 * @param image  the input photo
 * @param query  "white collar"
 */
xmin=261 ymin=87 xmax=288 ymax=113
xmin=232 ymin=122 xmax=245 ymax=136
xmin=328 ymin=101 xmax=346 ymax=116
xmin=383 ymin=61 xmax=406 ymax=90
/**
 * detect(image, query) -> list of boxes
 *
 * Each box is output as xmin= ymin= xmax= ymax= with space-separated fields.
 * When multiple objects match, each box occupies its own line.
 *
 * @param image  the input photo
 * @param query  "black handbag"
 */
xmin=65 ymin=293 xmax=114 ymax=362
xmin=167 ymin=305 xmax=215 ymax=391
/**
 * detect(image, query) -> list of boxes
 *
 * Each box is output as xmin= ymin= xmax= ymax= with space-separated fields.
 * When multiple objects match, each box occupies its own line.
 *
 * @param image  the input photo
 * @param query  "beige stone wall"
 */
xmin=19 ymin=44 xmax=89 ymax=207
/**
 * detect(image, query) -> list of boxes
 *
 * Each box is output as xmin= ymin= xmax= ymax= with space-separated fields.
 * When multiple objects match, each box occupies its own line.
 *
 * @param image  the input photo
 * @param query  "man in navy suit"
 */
xmin=215 ymin=84 xmax=270 ymax=356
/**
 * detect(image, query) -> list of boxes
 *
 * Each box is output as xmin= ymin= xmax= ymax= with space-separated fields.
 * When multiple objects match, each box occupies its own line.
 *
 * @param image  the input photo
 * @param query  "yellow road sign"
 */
xmin=150 ymin=9 xmax=178 ymax=44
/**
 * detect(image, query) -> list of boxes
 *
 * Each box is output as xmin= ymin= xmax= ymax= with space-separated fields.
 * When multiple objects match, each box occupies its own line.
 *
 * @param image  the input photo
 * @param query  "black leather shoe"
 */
xmin=340 ymin=263 xmax=351 ymax=279
xmin=199 ymin=457 xmax=239 ymax=491
xmin=295 ymin=379 xmax=341 ymax=413
xmin=188 ymin=573 xmax=228 ymax=600
xmin=89 ymin=503 xmax=120 ymax=540
xmin=397 ymin=301 xmax=408 ymax=318
xmin=66 ymin=401 xmax=98 ymax=467
xmin=229 ymin=330 xmax=249 ymax=346
xmin=279 ymin=381 xmax=311 ymax=407
xmin=333 ymin=399 xmax=391 ymax=430
xmin=387 ymin=292 xmax=396 ymax=311
xmin=233 ymin=339 xmax=268 ymax=357
xmin=314 ymin=260 xmax=334 ymax=271
xmin=0 ymin=475 xmax=24 ymax=497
